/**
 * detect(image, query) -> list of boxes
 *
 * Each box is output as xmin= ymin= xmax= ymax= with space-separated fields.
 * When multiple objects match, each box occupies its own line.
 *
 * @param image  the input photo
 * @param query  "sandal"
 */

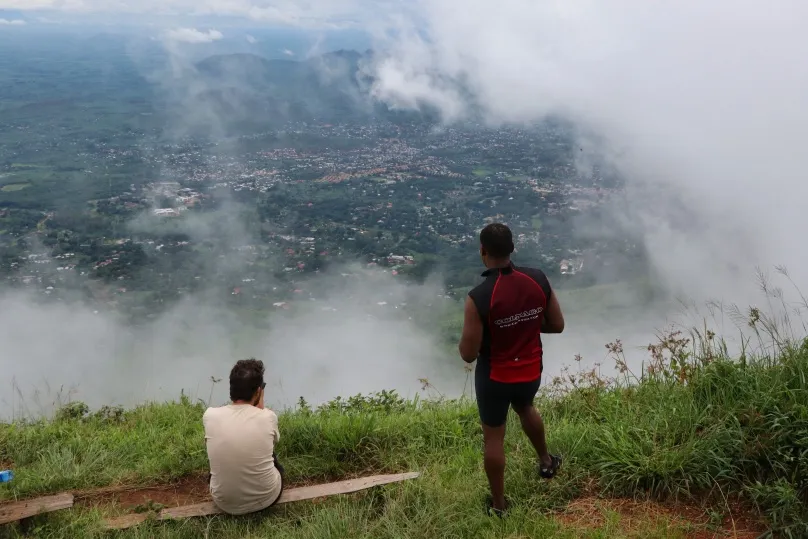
xmin=485 ymin=495 xmax=509 ymax=518
xmin=539 ymin=454 xmax=562 ymax=479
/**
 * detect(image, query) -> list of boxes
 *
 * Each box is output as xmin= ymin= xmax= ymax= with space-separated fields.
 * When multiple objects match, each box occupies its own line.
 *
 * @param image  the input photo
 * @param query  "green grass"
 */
xmin=3 ymin=312 xmax=808 ymax=537
xmin=472 ymin=167 xmax=494 ymax=178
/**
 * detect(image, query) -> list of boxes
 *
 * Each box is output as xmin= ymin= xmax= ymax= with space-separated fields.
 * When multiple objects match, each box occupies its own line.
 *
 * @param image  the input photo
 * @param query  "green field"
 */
xmin=508 ymin=175 xmax=530 ymax=183
xmin=0 ymin=183 xmax=30 ymax=192
xmin=2 ymin=308 xmax=806 ymax=538
xmin=10 ymin=163 xmax=47 ymax=170
xmin=472 ymin=167 xmax=494 ymax=178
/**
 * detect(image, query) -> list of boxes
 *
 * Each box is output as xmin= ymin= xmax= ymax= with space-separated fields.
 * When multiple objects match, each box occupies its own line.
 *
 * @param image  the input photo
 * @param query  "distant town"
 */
xmin=0 ymin=117 xmax=645 ymax=319
xmin=0 ymin=22 xmax=660 ymax=328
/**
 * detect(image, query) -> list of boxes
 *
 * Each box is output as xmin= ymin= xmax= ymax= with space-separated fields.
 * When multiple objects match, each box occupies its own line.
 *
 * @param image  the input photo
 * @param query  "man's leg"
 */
xmin=512 ymin=403 xmax=552 ymax=468
xmin=511 ymin=379 xmax=553 ymax=469
xmin=476 ymin=366 xmax=510 ymax=513
xmin=482 ymin=423 xmax=507 ymax=511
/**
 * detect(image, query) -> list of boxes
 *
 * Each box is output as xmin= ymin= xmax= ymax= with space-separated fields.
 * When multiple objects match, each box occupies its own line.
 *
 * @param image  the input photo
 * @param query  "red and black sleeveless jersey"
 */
xmin=468 ymin=263 xmax=552 ymax=383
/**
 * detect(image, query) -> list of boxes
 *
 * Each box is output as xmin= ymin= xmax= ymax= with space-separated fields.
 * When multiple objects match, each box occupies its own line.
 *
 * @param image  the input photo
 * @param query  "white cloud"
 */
xmin=0 ymin=18 xmax=26 ymax=25
xmin=281 ymin=48 xmax=294 ymax=56
xmin=165 ymin=27 xmax=223 ymax=44
xmin=0 ymin=0 xmax=55 ymax=9
xmin=245 ymin=33 xmax=257 ymax=44
xmin=371 ymin=0 xmax=808 ymax=306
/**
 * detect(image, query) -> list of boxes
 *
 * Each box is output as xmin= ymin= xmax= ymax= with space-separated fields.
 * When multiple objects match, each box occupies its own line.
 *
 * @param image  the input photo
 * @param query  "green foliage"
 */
xmin=93 ymin=405 xmax=126 ymax=424
xmin=54 ymin=402 xmax=89 ymax=422
xmin=314 ymin=390 xmax=409 ymax=414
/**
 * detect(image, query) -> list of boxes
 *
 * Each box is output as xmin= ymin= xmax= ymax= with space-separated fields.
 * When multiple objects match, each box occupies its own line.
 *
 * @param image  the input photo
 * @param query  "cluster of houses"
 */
xmin=559 ymin=258 xmax=585 ymax=275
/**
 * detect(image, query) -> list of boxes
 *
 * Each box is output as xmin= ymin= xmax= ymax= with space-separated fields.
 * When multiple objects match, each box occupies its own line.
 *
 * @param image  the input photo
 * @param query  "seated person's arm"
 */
xmin=458 ymin=296 xmax=483 ymax=363
xmin=270 ymin=411 xmax=280 ymax=445
xmin=541 ymin=284 xmax=565 ymax=334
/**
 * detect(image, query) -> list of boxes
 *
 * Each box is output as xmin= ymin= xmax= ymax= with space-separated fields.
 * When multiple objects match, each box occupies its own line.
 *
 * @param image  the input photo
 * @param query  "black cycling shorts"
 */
xmin=475 ymin=363 xmax=541 ymax=427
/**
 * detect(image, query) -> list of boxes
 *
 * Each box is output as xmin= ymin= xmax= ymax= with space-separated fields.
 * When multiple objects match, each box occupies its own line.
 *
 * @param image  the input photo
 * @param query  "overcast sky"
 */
xmin=0 ymin=0 xmax=402 ymax=29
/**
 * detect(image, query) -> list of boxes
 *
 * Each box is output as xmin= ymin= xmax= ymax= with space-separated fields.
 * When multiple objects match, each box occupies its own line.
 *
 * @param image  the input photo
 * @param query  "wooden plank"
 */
xmin=104 ymin=472 xmax=420 ymax=530
xmin=159 ymin=502 xmax=221 ymax=519
xmin=162 ymin=472 xmax=422 ymax=519
xmin=0 ymin=493 xmax=74 ymax=525
xmin=276 ymin=472 xmax=421 ymax=505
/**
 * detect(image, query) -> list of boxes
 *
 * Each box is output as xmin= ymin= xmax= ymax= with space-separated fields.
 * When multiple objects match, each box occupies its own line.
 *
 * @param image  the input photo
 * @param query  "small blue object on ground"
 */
xmin=0 ymin=470 xmax=13 ymax=483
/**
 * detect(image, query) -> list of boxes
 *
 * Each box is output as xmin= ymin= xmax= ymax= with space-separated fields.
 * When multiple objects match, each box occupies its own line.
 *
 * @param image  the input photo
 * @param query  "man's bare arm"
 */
xmin=541 ymin=285 xmax=565 ymax=334
xmin=256 ymin=387 xmax=265 ymax=410
xmin=458 ymin=296 xmax=483 ymax=363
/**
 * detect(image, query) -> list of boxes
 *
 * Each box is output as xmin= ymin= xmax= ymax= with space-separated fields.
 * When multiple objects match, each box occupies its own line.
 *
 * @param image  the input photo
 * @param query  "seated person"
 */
xmin=203 ymin=358 xmax=285 ymax=515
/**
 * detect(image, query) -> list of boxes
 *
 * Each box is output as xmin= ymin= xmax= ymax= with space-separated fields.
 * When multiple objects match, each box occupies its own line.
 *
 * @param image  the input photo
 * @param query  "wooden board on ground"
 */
xmin=0 ymin=493 xmax=74 ymax=525
xmin=104 ymin=472 xmax=420 ymax=531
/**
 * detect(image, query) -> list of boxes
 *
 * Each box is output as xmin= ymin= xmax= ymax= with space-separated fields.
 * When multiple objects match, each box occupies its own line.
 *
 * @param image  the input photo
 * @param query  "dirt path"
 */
xmin=557 ymin=496 xmax=765 ymax=539
xmin=74 ymin=475 xmax=211 ymax=513
xmin=7 ymin=474 xmax=768 ymax=537
xmin=71 ymin=472 xmax=372 ymax=514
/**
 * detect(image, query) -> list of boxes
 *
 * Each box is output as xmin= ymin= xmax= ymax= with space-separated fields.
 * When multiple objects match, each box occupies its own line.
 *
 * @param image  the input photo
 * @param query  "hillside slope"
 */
xmin=1 ymin=324 xmax=806 ymax=537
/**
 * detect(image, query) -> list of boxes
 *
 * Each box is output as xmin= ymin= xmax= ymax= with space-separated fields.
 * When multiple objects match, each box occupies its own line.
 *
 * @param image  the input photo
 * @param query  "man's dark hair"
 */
xmin=229 ymin=358 xmax=265 ymax=402
xmin=480 ymin=223 xmax=514 ymax=259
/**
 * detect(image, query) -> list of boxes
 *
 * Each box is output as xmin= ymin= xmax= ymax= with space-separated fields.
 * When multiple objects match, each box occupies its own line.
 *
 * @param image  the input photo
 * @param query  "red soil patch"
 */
xmin=71 ymin=472 xmax=363 ymax=514
xmin=556 ymin=496 xmax=766 ymax=538
xmin=75 ymin=475 xmax=211 ymax=512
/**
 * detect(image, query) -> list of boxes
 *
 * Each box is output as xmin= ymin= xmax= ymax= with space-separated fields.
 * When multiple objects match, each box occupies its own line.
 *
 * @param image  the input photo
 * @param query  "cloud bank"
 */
xmin=165 ymin=27 xmax=223 ymax=44
xmin=0 ymin=267 xmax=460 ymax=420
xmin=0 ymin=18 xmax=25 ymax=25
xmin=369 ymin=0 xmax=808 ymax=308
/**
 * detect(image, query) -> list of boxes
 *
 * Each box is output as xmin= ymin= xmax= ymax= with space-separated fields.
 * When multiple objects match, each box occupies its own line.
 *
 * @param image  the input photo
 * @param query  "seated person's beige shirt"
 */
xmin=203 ymin=404 xmax=282 ymax=515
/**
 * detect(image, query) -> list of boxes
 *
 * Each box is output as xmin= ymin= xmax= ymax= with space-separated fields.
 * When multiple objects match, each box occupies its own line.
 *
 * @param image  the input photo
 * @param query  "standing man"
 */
xmin=458 ymin=223 xmax=565 ymax=516
xmin=203 ymin=358 xmax=285 ymax=515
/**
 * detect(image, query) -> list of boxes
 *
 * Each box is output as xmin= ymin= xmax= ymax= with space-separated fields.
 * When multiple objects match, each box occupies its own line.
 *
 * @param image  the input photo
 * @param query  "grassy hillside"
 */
xmin=1 ymin=317 xmax=807 ymax=537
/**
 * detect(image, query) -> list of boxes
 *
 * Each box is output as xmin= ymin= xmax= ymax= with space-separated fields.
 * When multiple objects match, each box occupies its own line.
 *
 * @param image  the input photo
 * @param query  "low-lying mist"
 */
xmin=0 ymin=265 xmax=461 ymax=419
xmin=0 ymin=260 xmax=695 ymax=421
